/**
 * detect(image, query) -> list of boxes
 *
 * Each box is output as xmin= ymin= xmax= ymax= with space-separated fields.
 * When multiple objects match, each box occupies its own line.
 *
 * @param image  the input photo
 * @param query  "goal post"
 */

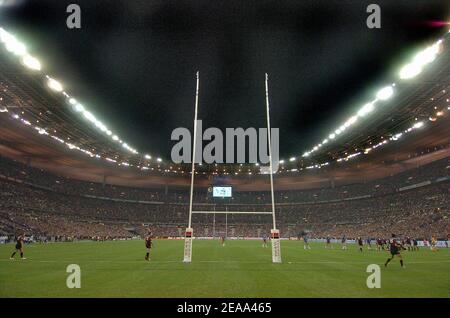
xmin=183 ymin=71 xmax=200 ymax=263
xmin=265 ymin=73 xmax=282 ymax=263
xmin=182 ymin=72 xmax=282 ymax=263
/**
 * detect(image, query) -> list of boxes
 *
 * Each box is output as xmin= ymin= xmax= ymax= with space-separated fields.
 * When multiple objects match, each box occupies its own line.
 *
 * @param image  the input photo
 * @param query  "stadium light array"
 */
xmin=0 ymin=25 xmax=447 ymax=175
xmin=0 ymin=26 xmax=156 ymax=162
xmin=298 ymin=35 xmax=445 ymax=162
xmin=399 ymin=41 xmax=441 ymax=79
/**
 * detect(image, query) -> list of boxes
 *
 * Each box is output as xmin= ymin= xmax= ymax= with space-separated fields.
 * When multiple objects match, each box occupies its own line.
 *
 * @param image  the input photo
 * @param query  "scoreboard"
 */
xmin=212 ymin=186 xmax=232 ymax=198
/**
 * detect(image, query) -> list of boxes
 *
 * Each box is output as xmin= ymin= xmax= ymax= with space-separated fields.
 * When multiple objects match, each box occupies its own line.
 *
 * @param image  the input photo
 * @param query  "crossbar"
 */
xmin=192 ymin=211 xmax=273 ymax=215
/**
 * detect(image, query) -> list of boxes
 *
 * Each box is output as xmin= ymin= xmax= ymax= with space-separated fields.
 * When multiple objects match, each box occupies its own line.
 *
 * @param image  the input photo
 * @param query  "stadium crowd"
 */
xmin=0 ymin=155 xmax=448 ymax=241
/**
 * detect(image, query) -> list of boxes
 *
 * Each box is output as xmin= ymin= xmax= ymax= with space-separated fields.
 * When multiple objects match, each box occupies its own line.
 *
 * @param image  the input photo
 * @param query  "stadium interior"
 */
xmin=0 ymin=23 xmax=449 ymax=243
xmin=1 ymin=1 xmax=450 ymax=301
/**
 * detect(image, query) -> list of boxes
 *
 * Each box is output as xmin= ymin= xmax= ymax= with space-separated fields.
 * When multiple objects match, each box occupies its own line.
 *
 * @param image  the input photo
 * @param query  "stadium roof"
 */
xmin=0 ymin=2 xmax=449 ymax=189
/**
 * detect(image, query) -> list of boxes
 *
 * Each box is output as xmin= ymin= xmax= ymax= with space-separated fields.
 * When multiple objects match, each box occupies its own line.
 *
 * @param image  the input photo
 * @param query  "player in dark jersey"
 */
xmin=144 ymin=231 xmax=153 ymax=261
xmin=325 ymin=236 xmax=332 ymax=249
xmin=221 ymin=236 xmax=226 ymax=246
xmin=413 ymin=238 xmax=419 ymax=251
xmin=10 ymin=233 xmax=26 ymax=260
xmin=405 ymin=237 xmax=412 ymax=251
xmin=376 ymin=238 xmax=382 ymax=251
xmin=357 ymin=237 xmax=363 ymax=252
xmin=385 ymin=234 xmax=405 ymax=268
xmin=366 ymin=238 xmax=372 ymax=250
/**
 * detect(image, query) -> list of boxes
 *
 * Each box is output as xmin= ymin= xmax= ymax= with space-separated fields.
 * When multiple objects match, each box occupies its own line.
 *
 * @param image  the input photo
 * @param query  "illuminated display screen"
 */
xmin=213 ymin=186 xmax=232 ymax=198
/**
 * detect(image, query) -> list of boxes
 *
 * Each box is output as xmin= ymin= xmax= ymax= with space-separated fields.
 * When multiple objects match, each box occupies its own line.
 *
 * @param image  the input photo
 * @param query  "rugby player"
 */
xmin=144 ymin=230 xmax=153 ymax=261
xmin=10 ymin=233 xmax=26 ymax=260
xmin=384 ymin=234 xmax=405 ymax=268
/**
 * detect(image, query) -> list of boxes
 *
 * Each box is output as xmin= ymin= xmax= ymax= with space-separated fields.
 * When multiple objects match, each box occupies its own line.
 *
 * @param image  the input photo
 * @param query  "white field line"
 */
xmin=1 ymin=259 xmax=449 ymax=264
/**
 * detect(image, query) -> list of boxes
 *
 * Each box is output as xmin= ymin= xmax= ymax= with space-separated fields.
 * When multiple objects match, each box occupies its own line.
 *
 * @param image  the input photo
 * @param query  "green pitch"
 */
xmin=0 ymin=240 xmax=449 ymax=298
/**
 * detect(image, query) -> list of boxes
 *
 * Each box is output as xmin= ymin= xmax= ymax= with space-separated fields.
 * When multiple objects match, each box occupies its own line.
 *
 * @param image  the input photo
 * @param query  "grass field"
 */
xmin=0 ymin=240 xmax=449 ymax=298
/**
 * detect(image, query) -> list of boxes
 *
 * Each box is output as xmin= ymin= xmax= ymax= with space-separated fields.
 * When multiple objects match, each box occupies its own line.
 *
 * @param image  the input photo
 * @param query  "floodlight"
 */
xmin=74 ymin=103 xmax=84 ymax=112
xmin=399 ymin=63 xmax=422 ymax=79
xmin=83 ymin=111 xmax=96 ymax=122
xmin=413 ymin=121 xmax=424 ymax=129
xmin=357 ymin=103 xmax=374 ymax=116
xmin=376 ymin=86 xmax=394 ymax=100
xmin=47 ymin=78 xmax=63 ymax=92
xmin=413 ymin=43 xmax=440 ymax=66
xmin=22 ymin=55 xmax=41 ymax=71
xmin=5 ymin=37 xmax=26 ymax=56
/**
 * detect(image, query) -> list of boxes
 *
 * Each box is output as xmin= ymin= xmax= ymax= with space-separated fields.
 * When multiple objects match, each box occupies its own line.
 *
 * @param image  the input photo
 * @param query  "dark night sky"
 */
xmin=0 ymin=0 xmax=449 ymax=159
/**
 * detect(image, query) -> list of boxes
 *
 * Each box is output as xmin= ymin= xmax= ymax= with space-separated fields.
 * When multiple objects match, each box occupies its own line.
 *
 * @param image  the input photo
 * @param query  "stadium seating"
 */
xmin=0 ymin=155 xmax=448 ymax=240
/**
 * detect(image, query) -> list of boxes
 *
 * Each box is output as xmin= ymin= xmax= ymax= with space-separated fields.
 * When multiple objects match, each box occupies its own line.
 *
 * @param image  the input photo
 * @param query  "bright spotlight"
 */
xmin=22 ymin=55 xmax=41 ymax=71
xmin=47 ymin=78 xmax=63 ymax=92
xmin=329 ymin=133 xmax=335 ymax=139
xmin=348 ymin=116 xmax=358 ymax=125
xmin=145 ymin=154 xmax=151 ymax=160
xmin=413 ymin=43 xmax=440 ymax=66
xmin=399 ymin=63 xmax=422 ymax=79
xmin=376 ymin=86 xmax=394 ymax=100
xmin=112 ymin=135 xmax=119 ymax=141
xmin=4 ymin=35 xmax=26 ymax=56
xmin=157 ymin=158 xmax=162 ymax=163
xmin=0 ymin=107 xmax=8 ymax=113
xmin=289 ymin=157 xmax=296 ymax=162
xmin=95 ymin=121 xmax=107 ymax=132
xmin=413 ymin=121 xmax=424 ymax=129
xmin=357 ymin=103 xmax=375 ymax=116
xmin=74 ymin=103 xmax=84 ymax=112
xmin=0 ymin=28 xmax=12 ymax=43
xmin=83 ymin=111 xmax=96 ymax=122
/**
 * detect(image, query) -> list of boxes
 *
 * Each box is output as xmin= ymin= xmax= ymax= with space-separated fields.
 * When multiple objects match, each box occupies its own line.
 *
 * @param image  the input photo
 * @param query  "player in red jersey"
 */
xmin=357 ymin=237 xmax=363 ymax=252
xmin=144 ymin=230 xmax=153 ymax=261
xmin=10 ymin=233 xmax=26 ymax=260
xmin=385 ymin=234 xmax=405 ymax=268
